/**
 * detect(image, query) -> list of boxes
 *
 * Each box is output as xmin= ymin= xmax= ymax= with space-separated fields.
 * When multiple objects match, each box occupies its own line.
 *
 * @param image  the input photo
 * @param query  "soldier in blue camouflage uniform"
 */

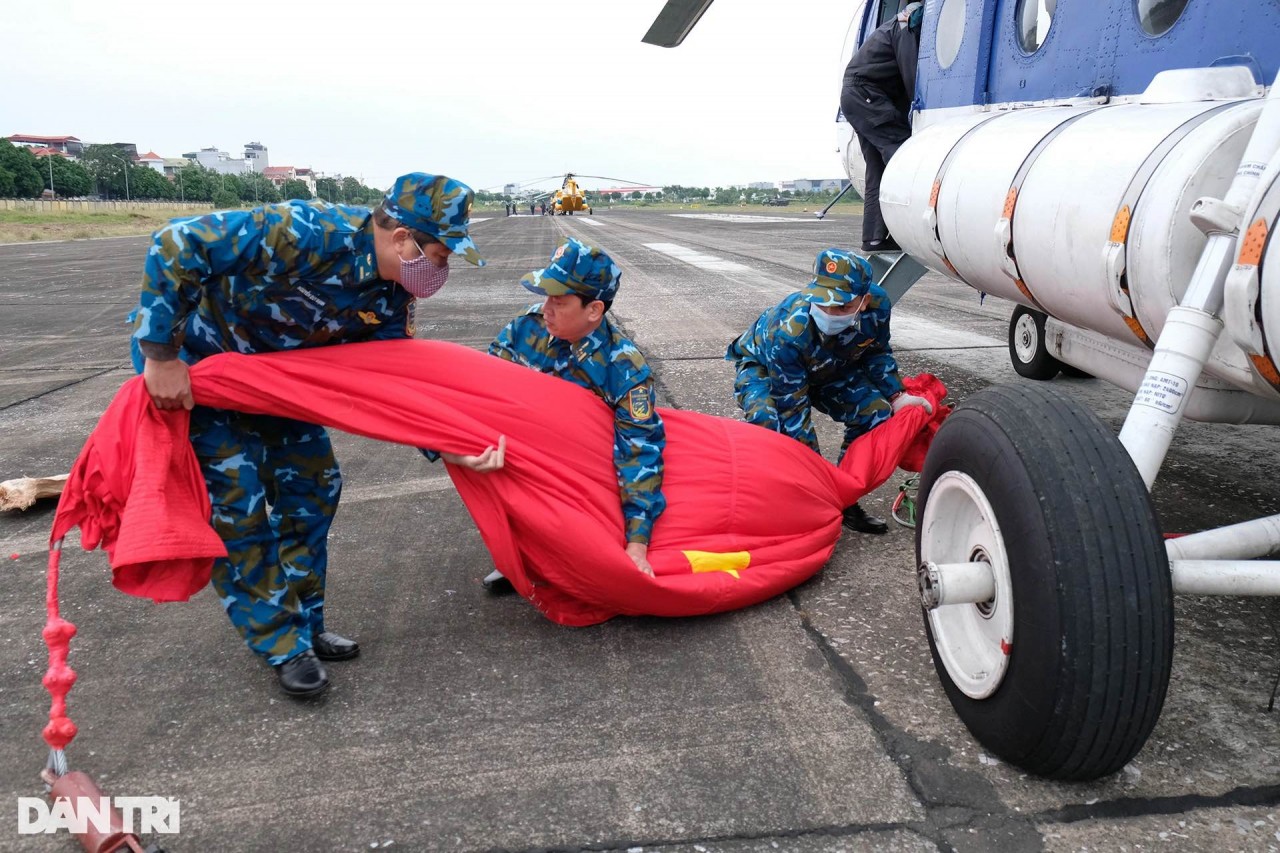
xmin=431 ymin=237 xmax=666 ymax=589
xmin=726 ymin=248 xmax=932 ymax=534
xmin=130 ymin=173 xmax=485 ymax=698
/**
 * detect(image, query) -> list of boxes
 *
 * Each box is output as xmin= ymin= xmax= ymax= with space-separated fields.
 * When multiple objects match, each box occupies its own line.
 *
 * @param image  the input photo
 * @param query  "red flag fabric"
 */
xmin=51 ymin=340 xmax=947 ymax=625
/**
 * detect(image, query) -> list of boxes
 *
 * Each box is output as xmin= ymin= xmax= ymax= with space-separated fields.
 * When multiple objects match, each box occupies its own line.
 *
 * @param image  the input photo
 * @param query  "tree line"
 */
xmin=0 ymin=140 xmax=385 ymax=207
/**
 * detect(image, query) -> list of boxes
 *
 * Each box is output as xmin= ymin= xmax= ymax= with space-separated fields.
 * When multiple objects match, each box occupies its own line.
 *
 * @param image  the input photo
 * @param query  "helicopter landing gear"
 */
xmin=1008 ymin=305 xmax=1062 ymax=380
xmin=917 ymin=382 xmax=1173 ymax=781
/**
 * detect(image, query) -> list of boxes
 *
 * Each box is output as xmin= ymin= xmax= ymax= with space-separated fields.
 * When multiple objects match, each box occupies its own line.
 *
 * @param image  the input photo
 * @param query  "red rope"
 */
xmin=42 ymin=544 xmax=78 ymax=752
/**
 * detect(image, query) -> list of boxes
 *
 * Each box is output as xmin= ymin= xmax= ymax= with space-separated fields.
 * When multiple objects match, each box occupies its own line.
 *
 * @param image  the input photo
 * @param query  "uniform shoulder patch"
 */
xmin=626 ymin=385 xmax=653 ymax=420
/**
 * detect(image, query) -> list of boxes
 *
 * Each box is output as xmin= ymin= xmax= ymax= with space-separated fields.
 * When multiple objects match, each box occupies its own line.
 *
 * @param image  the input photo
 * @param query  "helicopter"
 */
xmin=550 ymin=173 xmax=592 ymax=215
xmin=644 ymin=0 xmax=1280 ymax=782
xmin=499 ymin=173 xmax=658 ymax=215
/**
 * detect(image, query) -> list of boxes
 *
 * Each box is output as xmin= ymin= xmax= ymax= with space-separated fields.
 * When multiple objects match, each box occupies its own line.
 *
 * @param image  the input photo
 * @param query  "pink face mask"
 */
xmin=399 ymin=242 xmax=450 ymax=299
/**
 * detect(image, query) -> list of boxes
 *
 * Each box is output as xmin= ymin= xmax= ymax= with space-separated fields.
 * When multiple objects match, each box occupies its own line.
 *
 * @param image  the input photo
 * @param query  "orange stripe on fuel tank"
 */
xmin=929 ymin=181 xmax=941 ymax=209
xmin=1002 ymin=188 xmax=1018 ymax=219
xmin=1013 ymin=277 xmax=1037 ymax=303
xmin=1239 ymin=219 xmax=1269 ymax=266
xmin=1110 ymin=205 xmax=1132 ymax=244
xmin=1249 ymin=353 xmax=1280 ymax=391
xmin=1123 ymin=315 xmax=1154 ymax=348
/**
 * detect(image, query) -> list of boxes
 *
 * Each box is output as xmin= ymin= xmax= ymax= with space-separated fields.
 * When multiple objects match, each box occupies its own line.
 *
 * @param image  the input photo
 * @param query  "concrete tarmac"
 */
xmin=2 ymin=208 xmax=1279 ymax=852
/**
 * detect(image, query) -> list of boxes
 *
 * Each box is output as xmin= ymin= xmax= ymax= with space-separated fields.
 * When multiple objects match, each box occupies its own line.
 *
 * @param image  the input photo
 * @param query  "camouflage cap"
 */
xmin=382 ymin=173 xmax=485 ymax=266
xmin=520 ymin=237 xmax=621 ymax=303
xmin=801 ymin=248 xmax=873 ymax=306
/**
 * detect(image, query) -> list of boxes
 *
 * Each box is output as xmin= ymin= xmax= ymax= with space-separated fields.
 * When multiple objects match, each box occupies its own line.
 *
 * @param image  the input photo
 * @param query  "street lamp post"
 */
xmin=107 ymin=152 xmax=132 ymax=201
xmin=47 ymin=155 xmax=54 ymax=199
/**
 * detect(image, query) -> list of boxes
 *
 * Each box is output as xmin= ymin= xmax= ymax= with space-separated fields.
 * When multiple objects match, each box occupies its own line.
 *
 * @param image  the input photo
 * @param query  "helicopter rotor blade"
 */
xmin=572 ymin=175 xmax=655 ymax=187
xmin=642 ymin=0 xmax=714 ymax=47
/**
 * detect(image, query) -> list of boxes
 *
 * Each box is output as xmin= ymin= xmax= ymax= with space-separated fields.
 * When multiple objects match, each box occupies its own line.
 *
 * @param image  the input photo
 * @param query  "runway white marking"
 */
xmin=890 ymin=313 xmax=1005 ymax=350
xmin=469 ymin=217 xmax=492 ymax=223
xmin=643 ymin=242 xmax=750 ymax=273
xmin=669 ymin=214 xmax=822 ymax=224
xmin=574 ymin=218 xmax=607 ymax=227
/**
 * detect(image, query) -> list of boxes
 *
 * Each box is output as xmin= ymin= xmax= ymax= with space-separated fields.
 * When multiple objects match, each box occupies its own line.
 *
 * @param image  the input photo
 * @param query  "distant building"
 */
xmin=293 ymin=166 xmax=317 ymax=196
xmin=596 ymin=186 xmax=664 ymax=197
xmin=747 ymin=181 xmax=776 ymax=190
xmin=163 ymin=157 xmax=194 ymax=178
xmin=188 ymin=146 xmax=249 ymax=175
xmin=107 ymin=143 xmax=140 ymax=161
xmin=781 ymin=178 xmax=848 ymax=193
xmin=503 ymin=183 xmax=518 ymax=195
xmin=243 ymin=141 xmax=268 ymax=173
xmin=8 ymin=134 xmax=83 ymax=159
xmin=138 ymin=151 xmax=165 ymax=175
xmin=262 ymin=166 xmax=296 ymax=187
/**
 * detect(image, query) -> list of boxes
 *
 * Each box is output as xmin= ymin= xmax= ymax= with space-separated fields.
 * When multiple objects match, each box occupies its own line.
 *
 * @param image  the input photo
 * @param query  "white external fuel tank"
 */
xmin=881 ymin=67 xmax=1280 ymax=408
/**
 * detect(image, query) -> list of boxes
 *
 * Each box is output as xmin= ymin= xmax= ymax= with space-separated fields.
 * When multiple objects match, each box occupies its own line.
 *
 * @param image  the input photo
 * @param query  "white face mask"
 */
xmin=399 ymin=240 xmax=450 ymax=299
xmin=812 ymin=306 xmax=859 ymax=336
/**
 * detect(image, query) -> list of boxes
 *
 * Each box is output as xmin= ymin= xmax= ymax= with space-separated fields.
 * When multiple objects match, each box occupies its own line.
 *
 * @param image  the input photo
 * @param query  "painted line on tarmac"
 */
xmin=642 ymin=242 xmax=750 ymax=273
xmin=891 ymin=312 xmax=1005 ymax=350
xmin=340 ymin=475 xmax=455 ymax=504
xmin=574 ymin=218 xmax=607 ymax=227
xmin=669 ymin=213 xmax=822 ymax=224
xmin=469 ymin=217 xmax=492 ymax=223
xmin=0 ymin=234 xmax=150 ymax=248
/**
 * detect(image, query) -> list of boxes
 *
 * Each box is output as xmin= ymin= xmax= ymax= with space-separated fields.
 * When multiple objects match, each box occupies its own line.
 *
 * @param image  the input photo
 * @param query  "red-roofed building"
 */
xmin=138 ymin=151 xmax=165 ymax=174
xmin=262 ymin=166 xmax=295 ymax=187
xmin=8 ymin=134 xmax=83 ymax=159
xmin=29 ymin=147 xmax=63 ymax=158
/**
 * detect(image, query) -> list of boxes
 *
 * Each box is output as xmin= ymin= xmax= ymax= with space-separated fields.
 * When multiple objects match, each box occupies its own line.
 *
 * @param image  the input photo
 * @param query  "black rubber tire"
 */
xmin=1009 ymin=305 xmax=1062 ymax=381
xmin=1061 ymin=364 xmax=1093 ymax=379
xmin=917 ymin=383 xmax=1173 ymax=781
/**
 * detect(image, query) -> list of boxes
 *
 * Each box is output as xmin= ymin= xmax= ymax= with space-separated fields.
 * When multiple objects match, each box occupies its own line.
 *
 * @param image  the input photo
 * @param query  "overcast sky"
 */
xmin=2 ymin=0 xmax=864 ymax=194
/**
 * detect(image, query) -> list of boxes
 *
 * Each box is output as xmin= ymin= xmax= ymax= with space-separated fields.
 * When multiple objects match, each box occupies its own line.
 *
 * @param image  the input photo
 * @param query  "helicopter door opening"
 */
xmin=839 ymin=1 xmax=907 ymax=203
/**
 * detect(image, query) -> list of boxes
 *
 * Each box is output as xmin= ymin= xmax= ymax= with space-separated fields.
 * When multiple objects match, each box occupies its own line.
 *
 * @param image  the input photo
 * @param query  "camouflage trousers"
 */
xmin=733 ymin=362 xmax=893 ymax=462
xmin=189 ymin=407 xmax=340 ymax=665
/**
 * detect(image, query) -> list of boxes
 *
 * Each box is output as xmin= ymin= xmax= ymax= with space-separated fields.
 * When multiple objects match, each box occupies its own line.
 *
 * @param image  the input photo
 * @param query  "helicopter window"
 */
xmin=935 ymin=0 xmax=966 ymax=69
xmin=1015 ymin=0 xmax=1054 ymax=53
xmin=1135 ymin=0 xmax=1190 ymax=36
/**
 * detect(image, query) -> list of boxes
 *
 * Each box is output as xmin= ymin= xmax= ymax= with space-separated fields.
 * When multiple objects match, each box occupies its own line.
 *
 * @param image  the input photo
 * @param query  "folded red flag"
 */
xmin=51 ymin=340 xmax=947 ymax=624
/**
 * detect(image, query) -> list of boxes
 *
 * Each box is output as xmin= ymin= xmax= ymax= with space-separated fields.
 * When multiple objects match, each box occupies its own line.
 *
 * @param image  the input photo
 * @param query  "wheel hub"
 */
xmin=920 ymin=471 xmax=1014 ymax=699
xmin=1013 ymin=313 xmax=1040 ymax=364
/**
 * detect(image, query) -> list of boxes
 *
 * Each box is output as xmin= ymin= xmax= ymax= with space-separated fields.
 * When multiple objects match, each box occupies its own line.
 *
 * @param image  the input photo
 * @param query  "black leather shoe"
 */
xmin=313 ymin=631 xmax=360 ymax=661
xmin=861 ymin=237 xmax=901 ymax=254
xmin=843 ymin=503 xmax=889 ymax=535
xmin=275 ymin=650 xmax=329 ymax=698
xmin=482 ymin=569 xmax=516 ymax=596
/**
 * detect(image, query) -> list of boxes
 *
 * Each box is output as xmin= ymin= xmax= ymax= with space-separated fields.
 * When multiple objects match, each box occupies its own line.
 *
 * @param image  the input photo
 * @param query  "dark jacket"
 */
xmin=840 ymin=7 xmax=921 ymax=123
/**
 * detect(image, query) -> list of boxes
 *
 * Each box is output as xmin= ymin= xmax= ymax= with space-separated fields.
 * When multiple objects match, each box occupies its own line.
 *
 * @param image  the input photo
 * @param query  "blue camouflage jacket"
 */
xmin=491 ymin=305 xmax=666 ymax=545
xmin=725 ymin=287 xmax=904 ymax=451
xmin=131 ymin=201 xmax=414 ymax=362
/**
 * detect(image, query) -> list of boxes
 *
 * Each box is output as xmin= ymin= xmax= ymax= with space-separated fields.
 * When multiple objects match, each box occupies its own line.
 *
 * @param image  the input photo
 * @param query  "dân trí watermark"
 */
xmin=18 ymin=796 xmax=180 ymax=835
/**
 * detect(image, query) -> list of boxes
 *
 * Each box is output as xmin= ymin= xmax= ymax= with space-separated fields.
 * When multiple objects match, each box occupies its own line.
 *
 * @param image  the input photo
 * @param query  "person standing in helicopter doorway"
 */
xmin=839 ymin=0 xmax=923 ymax=254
